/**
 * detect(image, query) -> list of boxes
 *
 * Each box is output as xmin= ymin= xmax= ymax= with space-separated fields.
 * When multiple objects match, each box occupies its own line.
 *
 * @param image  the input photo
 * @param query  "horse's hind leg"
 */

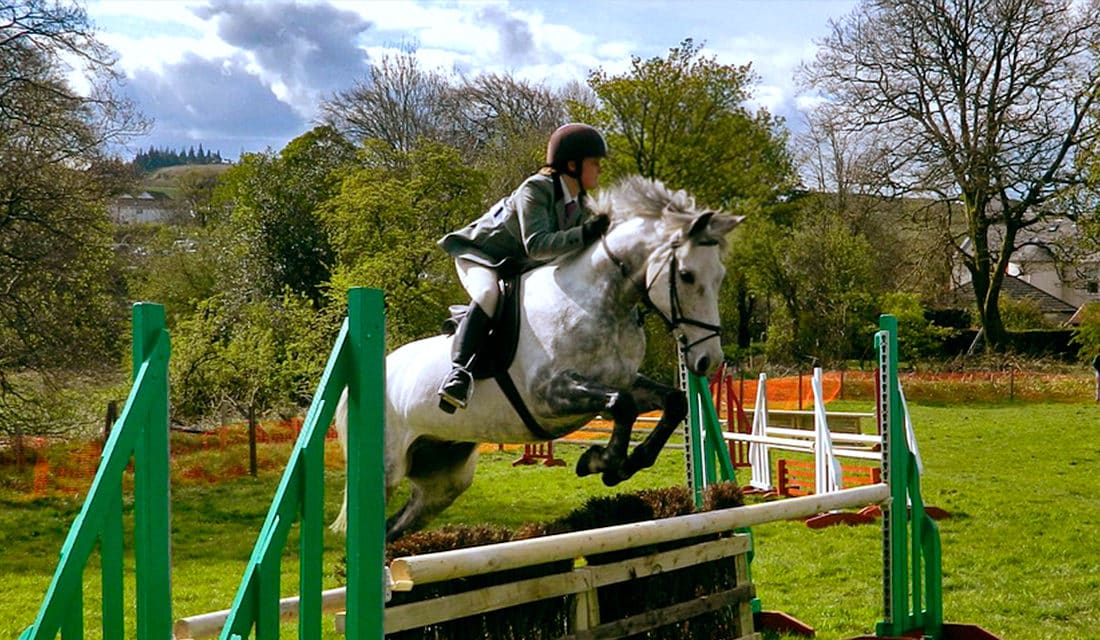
xmin=386 ymin=438 xmax=478 ymax=542
xmin=619 ymin=375 xmax=688 ymax=479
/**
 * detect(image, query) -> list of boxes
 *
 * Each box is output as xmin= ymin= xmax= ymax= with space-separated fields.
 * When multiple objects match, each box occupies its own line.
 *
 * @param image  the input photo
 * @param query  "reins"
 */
xmin=599 ymin=234 xmax=722 ymax=351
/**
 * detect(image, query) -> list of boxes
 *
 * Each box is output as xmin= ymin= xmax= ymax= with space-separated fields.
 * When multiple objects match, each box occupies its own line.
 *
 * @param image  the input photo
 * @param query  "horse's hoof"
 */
xmin=601 ymin=469 xmax=625 ymax=487
xmin=575 ymin=445 xmax=604 ymax=477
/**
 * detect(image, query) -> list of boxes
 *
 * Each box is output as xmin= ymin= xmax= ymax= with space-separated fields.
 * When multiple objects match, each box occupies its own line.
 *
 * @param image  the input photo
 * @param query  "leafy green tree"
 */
xmin=170 ymin=292 xmax=335 ymax=422
xmin=122 ymin=225 xmax=218 ymax=321
xmin=573 ymin=39 xmax=794 ymax=357
xmin=742 ymin=197 xmax=881 ymax=363
xmin=999 ymin=296 xmax=1052 ymax=331
xmin=880 ymin=293 xmax=952 ymax=361
xmin=0 ymin=1 xmax=145 ymax=435
xmin=1071 ymin=303 xmax=1100 ymax=361
xmin=575 ymin=38 xmax=793 ymax=209
xmin=321 ymin=141 xmax=486 ymax=347
xmin=211 ymin=126 xmax=356 ymax=306
xmin=174 ymin=167 xmax=224 ymax=226
xmin=802 ymin=0 xmax=1100 ymax=350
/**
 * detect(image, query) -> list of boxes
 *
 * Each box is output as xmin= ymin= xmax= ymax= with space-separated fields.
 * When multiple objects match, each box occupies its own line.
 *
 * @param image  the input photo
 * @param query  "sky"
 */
xmin=85 ymin=0 xmax=860 ymax=161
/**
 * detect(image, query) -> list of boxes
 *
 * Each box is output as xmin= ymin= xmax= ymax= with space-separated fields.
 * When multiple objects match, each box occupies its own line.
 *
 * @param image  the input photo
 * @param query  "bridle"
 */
xmin=600 ymin=234 xmax=722 ymax=351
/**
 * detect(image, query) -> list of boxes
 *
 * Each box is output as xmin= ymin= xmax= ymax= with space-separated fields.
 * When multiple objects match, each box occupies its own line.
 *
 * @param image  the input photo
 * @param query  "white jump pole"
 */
xmin=174 ymin=588 xmax=347 ymax=640
xmin=899 ymin=384 xmax=924 ymax=474
xmin=748 ymin=373 xmax=772 ymax=491
xmin=389 ymin=483 xmax=890 ymax=589
xmin=812 ymin=367 xmax=843 ymax=495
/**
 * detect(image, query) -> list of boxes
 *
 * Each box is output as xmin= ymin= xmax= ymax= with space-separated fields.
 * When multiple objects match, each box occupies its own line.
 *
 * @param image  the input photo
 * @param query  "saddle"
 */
xmin=441 ymin=275 xmax=554 ymax=439
xmin=441 ymin=275 xmax=522 ymax=380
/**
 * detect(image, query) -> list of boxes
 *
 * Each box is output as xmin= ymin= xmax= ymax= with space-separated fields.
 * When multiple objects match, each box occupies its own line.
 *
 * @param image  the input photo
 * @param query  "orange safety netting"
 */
xmin=12 ymin=417 xmax=336 ymax=498
xmin=712 ymin=370 xmax=842 ymax=412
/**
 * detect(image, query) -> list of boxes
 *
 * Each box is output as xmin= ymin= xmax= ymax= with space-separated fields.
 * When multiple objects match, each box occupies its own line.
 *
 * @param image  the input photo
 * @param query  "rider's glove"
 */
xmin=582 ymin=214 xmax=611 ymax=244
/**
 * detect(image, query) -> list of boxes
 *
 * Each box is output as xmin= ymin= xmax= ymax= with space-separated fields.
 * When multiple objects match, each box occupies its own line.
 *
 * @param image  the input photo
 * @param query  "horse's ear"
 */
xmin=709 ymin=214 xmax=745 ymax=236
xmin=688 ymin=211 xmax=715 ymax=239
xmin=689 ymin=212 xmax=744 ymax=240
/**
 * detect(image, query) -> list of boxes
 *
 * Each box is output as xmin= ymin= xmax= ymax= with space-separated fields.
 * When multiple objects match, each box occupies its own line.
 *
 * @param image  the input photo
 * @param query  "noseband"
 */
xmin=600 ymin=235 xmax=722 ymax=351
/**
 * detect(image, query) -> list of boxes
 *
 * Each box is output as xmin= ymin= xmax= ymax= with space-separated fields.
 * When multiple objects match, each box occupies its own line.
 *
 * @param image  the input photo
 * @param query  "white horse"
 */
xmin=333 ymin=176 xmax=743 ymax=541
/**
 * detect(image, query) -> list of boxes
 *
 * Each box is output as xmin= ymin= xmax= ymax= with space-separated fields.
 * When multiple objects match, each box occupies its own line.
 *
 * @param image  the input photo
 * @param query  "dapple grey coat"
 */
xmin=439 ymin=172 xmax=595 ymax=273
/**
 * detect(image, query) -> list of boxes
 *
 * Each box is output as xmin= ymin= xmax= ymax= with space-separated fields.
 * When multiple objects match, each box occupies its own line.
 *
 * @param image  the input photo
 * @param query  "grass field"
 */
xmin=1 ymin=401 xmax=1098 ymax=639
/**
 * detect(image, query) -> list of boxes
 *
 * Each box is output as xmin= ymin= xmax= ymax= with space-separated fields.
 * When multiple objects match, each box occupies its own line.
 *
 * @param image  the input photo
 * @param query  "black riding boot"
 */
xmin=438 ymin=302 xmax=493 ymax=413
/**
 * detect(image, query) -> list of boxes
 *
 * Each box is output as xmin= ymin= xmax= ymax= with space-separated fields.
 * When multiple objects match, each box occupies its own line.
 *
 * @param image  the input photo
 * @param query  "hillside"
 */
xmin=142 ymin=163 xmax=232 ymax=188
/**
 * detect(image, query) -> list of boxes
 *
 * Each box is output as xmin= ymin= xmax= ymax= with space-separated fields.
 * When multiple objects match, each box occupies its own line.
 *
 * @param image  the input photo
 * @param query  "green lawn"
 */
xmin=2 ymin=402 xmax=1098 ymax=639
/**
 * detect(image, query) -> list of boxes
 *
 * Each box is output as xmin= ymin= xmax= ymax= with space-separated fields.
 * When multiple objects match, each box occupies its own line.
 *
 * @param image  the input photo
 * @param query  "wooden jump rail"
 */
xmin=391 ymin=483 xmax=888 ymax=588
xmin=329 ymin=485 xmax=889 ymax=638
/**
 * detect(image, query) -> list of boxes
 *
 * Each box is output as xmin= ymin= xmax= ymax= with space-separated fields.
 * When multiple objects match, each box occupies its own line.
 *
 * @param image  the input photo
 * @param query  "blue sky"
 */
xmin=86 ymin=0 xmax=859 ymax=160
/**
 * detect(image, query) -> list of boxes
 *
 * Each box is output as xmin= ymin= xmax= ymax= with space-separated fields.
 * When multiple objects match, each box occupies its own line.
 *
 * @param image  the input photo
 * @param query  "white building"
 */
xmin=952 ymin=218 xmax=1099 ymax=325
xmin=109 ymin=191 xmax=174 ymax=224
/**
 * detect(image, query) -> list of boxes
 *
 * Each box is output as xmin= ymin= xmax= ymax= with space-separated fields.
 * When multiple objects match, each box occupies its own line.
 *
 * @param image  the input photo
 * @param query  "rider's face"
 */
xmin=580 ymin=157 xmax=601 ymax=191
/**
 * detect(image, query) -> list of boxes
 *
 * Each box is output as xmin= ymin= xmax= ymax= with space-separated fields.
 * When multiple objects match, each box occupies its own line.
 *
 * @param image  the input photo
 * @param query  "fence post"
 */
xmin=132 ymin=303 xmax=173 ymax=640
xmin=345 ymin=288 xmax=387 ymax=639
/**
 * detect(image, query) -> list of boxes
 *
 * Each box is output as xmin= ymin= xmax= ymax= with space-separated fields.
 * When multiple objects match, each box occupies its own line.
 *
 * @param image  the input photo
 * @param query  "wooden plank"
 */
xmin=734 ymin=551 xmax=755 ymax=635
xmin=559 ymin=584 xmax=756 ymax=640
xmin=383 ymin=536 xmax=749 ymax=634
xmin=571 ymin=582 xmax=600 ymax=631
xmin=390 ymin=484 xmax=888 ymax=588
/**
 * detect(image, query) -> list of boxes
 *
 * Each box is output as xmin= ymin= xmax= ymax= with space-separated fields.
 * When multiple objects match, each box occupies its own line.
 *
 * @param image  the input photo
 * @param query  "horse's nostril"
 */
xmin=695 ymin=355 xmax=710 ymax=375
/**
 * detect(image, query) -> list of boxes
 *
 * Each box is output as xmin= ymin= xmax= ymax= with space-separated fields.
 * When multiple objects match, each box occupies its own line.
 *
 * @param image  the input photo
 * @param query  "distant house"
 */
xmin=109 ymin=191 xmax=174 ymax=224
xmin=951 ymin=218 xmax=1100 ymax=325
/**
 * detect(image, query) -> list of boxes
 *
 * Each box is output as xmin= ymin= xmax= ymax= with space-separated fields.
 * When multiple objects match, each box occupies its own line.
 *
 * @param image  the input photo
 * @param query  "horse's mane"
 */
xmin=591 ymin=175 xmax=732 ymax=249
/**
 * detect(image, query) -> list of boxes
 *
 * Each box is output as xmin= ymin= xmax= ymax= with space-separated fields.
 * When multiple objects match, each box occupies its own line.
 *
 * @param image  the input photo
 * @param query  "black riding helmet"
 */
xmin=546 ymin=123 xmax=607 ymax=180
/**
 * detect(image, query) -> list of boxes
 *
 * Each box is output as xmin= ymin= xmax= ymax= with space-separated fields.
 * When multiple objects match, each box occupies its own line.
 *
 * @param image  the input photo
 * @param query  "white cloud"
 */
xmin=83 ymin=0 xmax=858 ymax=156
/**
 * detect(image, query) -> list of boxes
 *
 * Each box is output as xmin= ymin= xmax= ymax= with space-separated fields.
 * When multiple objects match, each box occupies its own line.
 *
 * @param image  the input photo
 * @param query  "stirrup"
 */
xmin=438 ymin=367 xmax=473 ymax=412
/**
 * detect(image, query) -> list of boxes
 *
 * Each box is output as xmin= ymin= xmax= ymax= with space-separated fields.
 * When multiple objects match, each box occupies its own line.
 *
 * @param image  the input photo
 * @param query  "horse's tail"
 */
xmin=329 ymin=388 xmax=350 ymax=535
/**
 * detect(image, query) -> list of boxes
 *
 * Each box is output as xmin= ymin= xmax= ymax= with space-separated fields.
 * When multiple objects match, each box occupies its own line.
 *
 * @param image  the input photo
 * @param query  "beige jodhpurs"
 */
xmin=455 ymin=257 xmax=499 ymax=314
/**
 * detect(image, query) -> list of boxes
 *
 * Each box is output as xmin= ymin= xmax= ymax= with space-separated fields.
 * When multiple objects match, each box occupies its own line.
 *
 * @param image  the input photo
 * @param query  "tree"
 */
xmin=450 ymin=73 xmax=569 ymax=198
xmin=211 ymin=126 xmax=356 ymax=306
xmin=574 ymin=39 xmax=794 ymax=355
xmin=576 ymin=39 xmax=793 ymax=209
xmin=319 ymin=49 xmax=455 ymax=152
xmin=321 ymin=54 xmax=571 ymax=198
xmin=802 ymin=0 xmax=1100 ymax=349
xmin=0 ymin=1 xmax=145 ymax=435
xmin=740 ymin=196 xmax=882 ymax=363
xmin=1070 ymin=302 xmax=1100 ymax=361
xmin=320 ymin=140 xmax=486 ymax=347
xmin=174 ymin=167 xmax=223 ymax=226
xmin=793 ymin=106 xmax=957 ymax=303
xmin=170 ymin=292 xmax=332 ymax=423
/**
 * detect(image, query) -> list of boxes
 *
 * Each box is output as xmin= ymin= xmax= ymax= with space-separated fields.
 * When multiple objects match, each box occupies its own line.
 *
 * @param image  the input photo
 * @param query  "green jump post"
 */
xmin=20 ymin=303 xmax=172 ymax=640
xmin=345 ymin=288 xmax=387 ymax=639
xmin=219 ymin=287 xmax=385 ymax=640
xmin=876 ymin=314 xmax=943 ymax=639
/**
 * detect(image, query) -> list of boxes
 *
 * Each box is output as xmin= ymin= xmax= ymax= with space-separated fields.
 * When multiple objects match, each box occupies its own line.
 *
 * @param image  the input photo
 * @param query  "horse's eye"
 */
xmin=679 ymin=270 xmax=695 ymax=285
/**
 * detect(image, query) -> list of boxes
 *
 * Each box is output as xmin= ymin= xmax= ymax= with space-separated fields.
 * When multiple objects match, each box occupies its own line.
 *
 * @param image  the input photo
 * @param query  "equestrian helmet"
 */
xmin=546 ymin=123 xmax=607 ymax=172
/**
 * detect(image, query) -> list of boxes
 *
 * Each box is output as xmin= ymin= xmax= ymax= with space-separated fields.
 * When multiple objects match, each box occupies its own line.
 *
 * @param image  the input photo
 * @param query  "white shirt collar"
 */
xmin=558 ymin=174 xmax=578 ymax=205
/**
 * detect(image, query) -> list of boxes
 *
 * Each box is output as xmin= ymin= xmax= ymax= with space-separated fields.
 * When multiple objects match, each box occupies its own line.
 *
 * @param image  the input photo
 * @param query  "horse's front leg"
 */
xmin=543 ymin=370 xmax=638 ymax=487
xmin=619 ymin=375 xmax=688 ymax=479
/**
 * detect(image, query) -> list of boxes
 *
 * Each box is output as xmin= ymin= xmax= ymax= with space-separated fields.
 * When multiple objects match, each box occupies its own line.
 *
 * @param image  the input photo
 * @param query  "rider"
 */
xmin=436 ymin=123 xmax=612 ymax=412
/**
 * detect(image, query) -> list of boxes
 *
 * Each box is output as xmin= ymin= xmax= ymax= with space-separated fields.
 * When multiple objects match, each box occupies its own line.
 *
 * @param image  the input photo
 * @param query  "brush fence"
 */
xmin=174 ymin=485 xmax=888 ymax=639
xmin=330 ymin=485 xmax=884 ymax=639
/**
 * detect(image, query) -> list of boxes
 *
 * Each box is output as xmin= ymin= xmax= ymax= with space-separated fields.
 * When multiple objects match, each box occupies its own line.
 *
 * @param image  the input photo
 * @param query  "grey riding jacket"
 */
xmin=439 ymin=172 xmax=595 ymax=275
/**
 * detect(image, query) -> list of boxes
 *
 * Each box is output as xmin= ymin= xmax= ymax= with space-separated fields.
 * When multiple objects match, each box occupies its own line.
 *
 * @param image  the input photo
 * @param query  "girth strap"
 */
xmin=494 ymin=369 xmax=556 ymax=441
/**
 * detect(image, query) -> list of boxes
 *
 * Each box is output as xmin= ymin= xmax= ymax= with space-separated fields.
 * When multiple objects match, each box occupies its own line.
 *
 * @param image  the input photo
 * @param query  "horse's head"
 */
xmin=597 ymin=177 xmax=744 ymax=376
